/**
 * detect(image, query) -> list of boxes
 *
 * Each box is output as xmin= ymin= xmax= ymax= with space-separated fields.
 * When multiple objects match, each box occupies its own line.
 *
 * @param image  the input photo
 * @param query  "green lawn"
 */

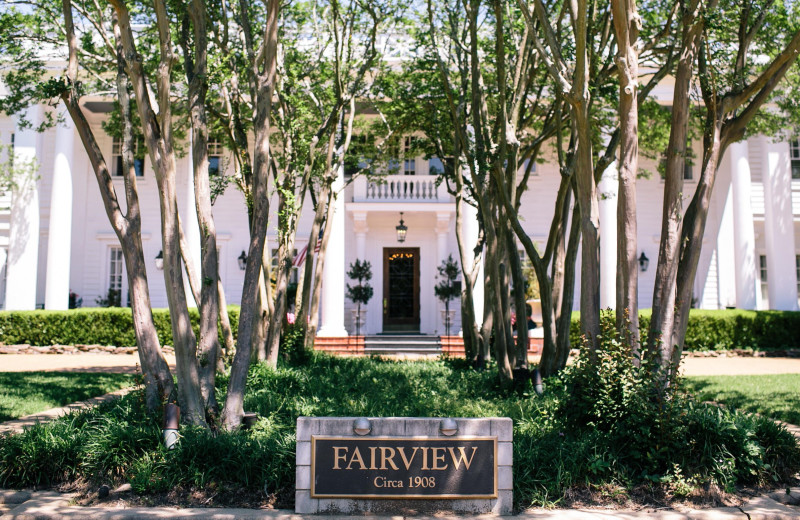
xmin=684 ymin=373 xmax=800 ymax=425
xmin=0 ymin=372 xmax=135 ymax=422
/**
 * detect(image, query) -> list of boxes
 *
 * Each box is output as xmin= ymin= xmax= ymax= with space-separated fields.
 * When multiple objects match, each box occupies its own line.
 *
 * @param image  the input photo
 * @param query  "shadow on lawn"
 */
xmin=683 ymin=378 xmax=800 ymax=426
xmin=0 ymin=372 xmax=133 ymax=422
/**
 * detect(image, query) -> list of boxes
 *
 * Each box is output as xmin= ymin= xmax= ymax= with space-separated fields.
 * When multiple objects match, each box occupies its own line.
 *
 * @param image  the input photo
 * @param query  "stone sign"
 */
xmin=296 ymin=417 xmax=512 ymax=515
xmin=311 ymin=436 xmax=496 ymax=498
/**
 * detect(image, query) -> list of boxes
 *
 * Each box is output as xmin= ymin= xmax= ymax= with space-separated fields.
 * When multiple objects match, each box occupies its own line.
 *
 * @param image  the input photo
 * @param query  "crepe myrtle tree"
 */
xmin=435 ymin=255 xmax=460 ymax=338
xmin=346 ymin=259 xmax=373 ymax=337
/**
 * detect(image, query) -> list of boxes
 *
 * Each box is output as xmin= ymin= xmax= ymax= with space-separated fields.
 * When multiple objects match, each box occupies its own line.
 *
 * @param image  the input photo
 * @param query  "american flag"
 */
xmin=292 ymin=231 xmax=323 ymax=267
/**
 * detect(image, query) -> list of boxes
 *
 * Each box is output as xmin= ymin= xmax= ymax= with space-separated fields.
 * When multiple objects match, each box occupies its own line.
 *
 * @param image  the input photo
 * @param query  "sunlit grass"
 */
xmin=0 ymin=372 xmax=134 ymax=421
xmin=685 ymin=374 xmax=800 ymax=425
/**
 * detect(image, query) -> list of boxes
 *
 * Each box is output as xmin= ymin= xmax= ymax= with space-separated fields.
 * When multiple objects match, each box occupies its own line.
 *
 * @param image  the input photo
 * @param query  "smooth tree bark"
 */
xmin=647 ymin=0 xmax=707 ymax=370
xmin=109 ymin=0 xmax=207 ymax=426
xmin=221 ymin=0 xmax=280 ymax=430
xmin=180 ymin=0 xmax=222 ymax=416
xmin=610 ymin=0 xmax=641 ymax=349
xmin=58 ymin=0 xmax=174 ymax=412
xmin=656 ymin=2 xmax=800 ymax=374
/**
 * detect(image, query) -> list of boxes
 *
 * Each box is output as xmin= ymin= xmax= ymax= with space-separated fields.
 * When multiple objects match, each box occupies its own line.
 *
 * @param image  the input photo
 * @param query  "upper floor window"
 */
xmin=790 ymin=139 xmax=800 ymax=180
xmin=112 ymin=136 xmax=144 ymax=177
xmin=403 ymin=137 xmax=416 ymax=176
xmin=208 ymin=139 xmax=224 ymax=176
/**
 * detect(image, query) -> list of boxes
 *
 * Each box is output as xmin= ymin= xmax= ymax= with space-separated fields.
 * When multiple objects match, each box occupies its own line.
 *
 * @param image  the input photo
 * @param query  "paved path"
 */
xmin=0 ymin=353 xmax=177 ymax=373
xmin=1 ymin=488 xmax=800 ymax=519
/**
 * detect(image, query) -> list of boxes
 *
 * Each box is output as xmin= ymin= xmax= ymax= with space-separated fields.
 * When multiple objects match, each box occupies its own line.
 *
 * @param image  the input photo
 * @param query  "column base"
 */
xmin=316 ymin=326 xmax=349 ymax=338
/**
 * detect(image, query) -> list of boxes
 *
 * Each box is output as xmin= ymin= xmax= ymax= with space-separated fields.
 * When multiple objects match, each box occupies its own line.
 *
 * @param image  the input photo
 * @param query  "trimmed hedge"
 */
xmin=0 ymin=307 xmax=239 ymax=347
xmin=569 ymin=309 xmax=800 ymax=351
xmin=0 ymin=307 xmax=797 ymax=351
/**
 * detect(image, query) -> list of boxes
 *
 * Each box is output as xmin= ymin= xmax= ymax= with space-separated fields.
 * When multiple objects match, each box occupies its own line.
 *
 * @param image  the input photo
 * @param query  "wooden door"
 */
xmin=382 ymin=248 xmax=420 ymax=332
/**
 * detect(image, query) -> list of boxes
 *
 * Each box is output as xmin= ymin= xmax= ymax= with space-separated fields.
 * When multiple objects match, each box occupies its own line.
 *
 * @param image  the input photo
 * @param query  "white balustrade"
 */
xmin=352 ymin=175 xmax=450 ymax=202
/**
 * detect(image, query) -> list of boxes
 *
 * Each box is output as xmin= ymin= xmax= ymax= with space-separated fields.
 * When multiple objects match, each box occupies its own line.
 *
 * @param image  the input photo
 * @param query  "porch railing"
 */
xmin=352 ymin=175 xmax=451 ymax=203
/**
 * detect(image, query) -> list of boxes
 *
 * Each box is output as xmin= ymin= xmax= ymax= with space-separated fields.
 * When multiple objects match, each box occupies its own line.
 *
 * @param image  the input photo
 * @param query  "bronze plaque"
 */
xmin=311 ymin=436 xmax=497 ymax=499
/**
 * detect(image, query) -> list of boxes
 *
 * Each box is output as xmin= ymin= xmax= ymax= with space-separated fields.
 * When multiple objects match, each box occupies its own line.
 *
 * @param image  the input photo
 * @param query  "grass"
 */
xmin=685 ymin=374 xmax=800 ymax=426
xmin=0 ymin=372 xmax=135 ymax=422
xmin=1 ymin=352 xmax=798 ymax=510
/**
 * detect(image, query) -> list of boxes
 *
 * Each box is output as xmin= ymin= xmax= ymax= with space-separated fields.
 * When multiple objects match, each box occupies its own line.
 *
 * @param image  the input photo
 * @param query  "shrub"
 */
xmin=569 ymin=309 xmax=800 ymax=351
xmin=0 ymin=307 xmax=240 ymax=347
xmin=555 ymin=313 xmax=800 ymax=495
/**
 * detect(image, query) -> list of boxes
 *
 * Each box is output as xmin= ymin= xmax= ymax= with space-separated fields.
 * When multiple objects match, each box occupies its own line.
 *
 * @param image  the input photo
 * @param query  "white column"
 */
xmin=715 ymin=181 xmax=736 ymax=308
xmin=5 ymin=106 xmax=41 ymax=310
xmin=462 ymin=197 xmax=483 ymax=329
xmin=183 ymin=138 xmax=201 ymax=307
xmin=44 ymin=117 xmax=75 ymax=310
xmin=729 ymin=141 xmax=758 ymax=309
xmin=317 ymin=165 xmax=348 ymax=337
xmin=435 ymin=213 xmax=450 ymax=332
xmin=763 ymin=138 xmax=799 ymax=310
xmin=598 ymin=162 xmax=618 ymax=309
xmin=353 ymin=211 xmax=368 ymax=260
xmin=435 ymin=213 xmax=450 ymax=266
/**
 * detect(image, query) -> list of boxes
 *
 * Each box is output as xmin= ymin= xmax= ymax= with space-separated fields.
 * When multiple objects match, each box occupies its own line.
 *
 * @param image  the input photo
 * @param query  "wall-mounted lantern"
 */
xmin=237 ymin=251 xmax=247 ymax=271
xmin=155 ymin=250 xmax=164 ymax=270
xmin=639 ymin=252 xmax=650 ymax=272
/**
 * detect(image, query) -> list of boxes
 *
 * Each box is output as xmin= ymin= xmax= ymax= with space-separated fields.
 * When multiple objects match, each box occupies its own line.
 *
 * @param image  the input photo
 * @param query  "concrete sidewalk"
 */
xmin=1 ymin=489 xmax=800 ymax=519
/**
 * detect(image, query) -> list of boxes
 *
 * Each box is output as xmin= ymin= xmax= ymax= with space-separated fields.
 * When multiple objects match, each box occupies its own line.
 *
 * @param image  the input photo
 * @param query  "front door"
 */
xmin=383 ymin=248 xmax=420 ymax=332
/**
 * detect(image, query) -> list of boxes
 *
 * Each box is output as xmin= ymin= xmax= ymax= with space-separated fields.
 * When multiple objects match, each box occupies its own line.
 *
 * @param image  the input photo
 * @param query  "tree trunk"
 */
xmin=184 ymin=0 xmax=221 ymax=416
xmin=610 ymin=0 xmax=640 ymax=350
xmin=573 ymin=102 xmax=601 ymax=353
xmin=221 ymin=0 xmax=280 ymax=430
xmin=647 ymin=14 xmax=703 ymax=369
xmin=60 ymin=92 xmax=174 ymax=413
xmin=304 ymin=183 xmax=337 ymax=352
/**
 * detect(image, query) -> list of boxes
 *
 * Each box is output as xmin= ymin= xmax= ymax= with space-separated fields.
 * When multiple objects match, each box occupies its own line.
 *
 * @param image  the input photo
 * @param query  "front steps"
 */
xmin=363 ymin=334 xmax=442 ymax=356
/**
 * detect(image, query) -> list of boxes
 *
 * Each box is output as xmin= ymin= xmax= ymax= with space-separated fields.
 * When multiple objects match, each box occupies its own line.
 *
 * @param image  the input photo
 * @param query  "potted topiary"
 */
xmin=346 ymin=259 xmax=373 ymax=336
xmin=434 ymin=255 xmax=460 ymax=337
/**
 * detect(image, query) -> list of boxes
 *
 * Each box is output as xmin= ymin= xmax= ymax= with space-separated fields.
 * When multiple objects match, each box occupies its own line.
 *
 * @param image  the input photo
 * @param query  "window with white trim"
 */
xmin=208 ymin=139 xmax=224 ymax=176
xmin=790 ymin=139 xmax=800 ymax=180
xmin=759 ymin=255 xmax=769 ymax=308
xmin=796 ymin=255 xmax=800 ymax=307
xmin=112 ymin=136 xmax=144 ymax=177
xmin=107 ymin=246 xmax=124 ymax=306
xmin=271 ymin=248 xmax=299 ymax=284
xmin=403 ymin=137 xmax=416 ymax=176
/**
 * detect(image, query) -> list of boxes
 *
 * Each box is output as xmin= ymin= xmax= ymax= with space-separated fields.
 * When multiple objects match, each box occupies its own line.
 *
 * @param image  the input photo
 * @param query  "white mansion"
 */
xmin=1 ymin=97 xmax=799 ymax=337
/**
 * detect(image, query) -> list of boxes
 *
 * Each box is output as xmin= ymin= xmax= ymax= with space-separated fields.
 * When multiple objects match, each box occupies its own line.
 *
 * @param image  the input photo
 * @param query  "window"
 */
xmin=796 ymin=255 xmax=800 ymax=307
xmin=107 ymin=246 xmax=124 ymax=307
xmin=658 ymin=151 xmax=694 ymax=181
xmin=208 ymin=139 xmax=224 ymax=176
xmin=428 ymin=157 xmax=455 ymax=176
xmin=403 ymin=137 xmax=416 ymax=176
xmin=521 ymin=158 xmax=537 ymax=176
xmin=791 ymin=139 xmax=800 ymax=180
xmin=271 ymin=248 xmax=299 ymax=284
xmin=759 ymin=255 xmax=768 ymax=308
xmin=344 ymin=135 xmax=372 ymax=177
xmin=112 ymin=136 xmax=144 ymax=177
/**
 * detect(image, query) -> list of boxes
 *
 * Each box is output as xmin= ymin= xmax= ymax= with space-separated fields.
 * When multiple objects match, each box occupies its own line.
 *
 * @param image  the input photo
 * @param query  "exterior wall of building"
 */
xmin=1 ymin=104 xmax=798 ymax=327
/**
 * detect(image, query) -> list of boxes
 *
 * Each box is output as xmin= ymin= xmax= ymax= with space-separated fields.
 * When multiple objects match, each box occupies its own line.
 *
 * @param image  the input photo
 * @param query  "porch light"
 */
xmin=237 ymin=251 xmax=247 ymax=271
xmin=155 ymin=250 xmax=164 ymax=270
xmin=396 ymin=212 xmax=407 ymax=243
xmin=639 ymin=252 xmax=650 ymax=272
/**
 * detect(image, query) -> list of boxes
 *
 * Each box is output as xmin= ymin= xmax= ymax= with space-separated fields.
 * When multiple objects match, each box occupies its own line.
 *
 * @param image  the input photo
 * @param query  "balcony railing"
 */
xmin=352 ymin=175 xmax=451 ymax=203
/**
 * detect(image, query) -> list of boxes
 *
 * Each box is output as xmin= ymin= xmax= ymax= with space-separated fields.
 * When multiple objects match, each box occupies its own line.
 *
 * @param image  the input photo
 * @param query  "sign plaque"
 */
xmin=311 ymin=436 xmax=497 ymax=499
